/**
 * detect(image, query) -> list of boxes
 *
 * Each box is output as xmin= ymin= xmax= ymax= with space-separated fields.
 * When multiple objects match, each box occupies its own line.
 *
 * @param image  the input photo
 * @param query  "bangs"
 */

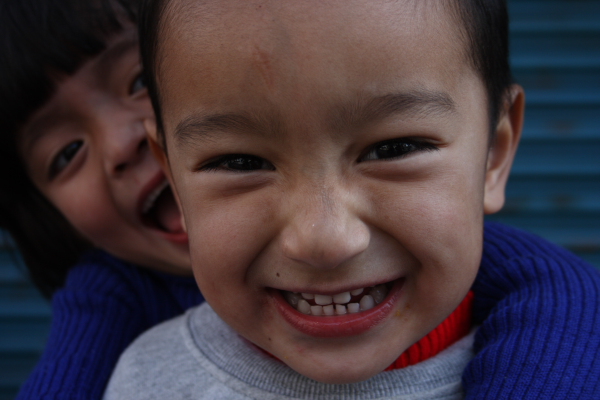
xmin=0 ymin=0 xmax=139 ymax=136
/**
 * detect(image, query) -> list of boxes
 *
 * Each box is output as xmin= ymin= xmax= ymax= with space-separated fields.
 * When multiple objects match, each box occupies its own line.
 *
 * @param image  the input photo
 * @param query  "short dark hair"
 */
xmin=0 ymin=0 xmax=139 ymax=297
xmin=450 ymin=0 xmax=513 ymax=139
xmin=139 ymin=0 xmax=513 ymax=144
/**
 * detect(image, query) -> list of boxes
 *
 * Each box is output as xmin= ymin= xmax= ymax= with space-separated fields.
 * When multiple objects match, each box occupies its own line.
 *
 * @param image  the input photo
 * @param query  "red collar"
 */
xmin=385 ymin=291 xmax=474 ymax=370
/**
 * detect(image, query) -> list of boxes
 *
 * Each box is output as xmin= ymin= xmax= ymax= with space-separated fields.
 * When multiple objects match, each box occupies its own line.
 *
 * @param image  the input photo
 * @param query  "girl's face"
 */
xmin=18 ymin=26 xmax=190 ymax=274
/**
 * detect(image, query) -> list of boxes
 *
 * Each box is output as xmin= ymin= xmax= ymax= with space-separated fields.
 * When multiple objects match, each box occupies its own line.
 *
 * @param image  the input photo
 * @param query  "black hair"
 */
xmin=449 ymin=0 xmax=513 ymax=139
xmin=139 ymin=0 xmax=513 ymax=143
xmin=0 ymin=0 xmax=139 ymax=298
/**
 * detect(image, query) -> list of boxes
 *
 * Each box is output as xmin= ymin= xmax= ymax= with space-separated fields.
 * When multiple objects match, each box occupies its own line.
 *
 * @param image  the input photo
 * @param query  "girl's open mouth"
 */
xmin=273 ymin=279 xmax=404 ymax=338
xmin=140 ymin=179 xmax=186 ymax=239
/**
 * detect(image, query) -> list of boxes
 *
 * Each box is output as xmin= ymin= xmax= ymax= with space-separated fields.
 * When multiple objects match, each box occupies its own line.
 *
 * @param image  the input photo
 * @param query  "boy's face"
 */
xmin=154 ymin=0 xmax=519 ymax=383
xmin=19 ymin=26 xmax=191 ymax=274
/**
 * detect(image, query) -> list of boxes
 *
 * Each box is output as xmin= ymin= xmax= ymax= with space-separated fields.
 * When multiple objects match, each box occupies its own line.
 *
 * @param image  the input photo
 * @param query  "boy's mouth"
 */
xmin=281 ymin=282 xmax=393 ymax=316
xmin=274 ymin=279 xmax=404 ymax=338
xmin=140 ymin=180 xmax=185 ymax=235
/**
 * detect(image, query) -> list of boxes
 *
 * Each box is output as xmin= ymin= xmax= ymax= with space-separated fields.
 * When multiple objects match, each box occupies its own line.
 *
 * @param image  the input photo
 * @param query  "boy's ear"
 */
xmin=144 ymin=118 xmax=168 ymax=169
xmin=144 ymin=118 xmax=187 ymax=232
xmin=483 ymin=84 xmax=525 ymax=215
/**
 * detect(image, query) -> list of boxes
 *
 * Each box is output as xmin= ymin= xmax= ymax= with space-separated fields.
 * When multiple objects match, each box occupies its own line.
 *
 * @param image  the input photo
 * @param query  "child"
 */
xmin=0 ymin=0 xmax=205 ymax=398
xmin=103 ymin=0 xmax=600 ymax=398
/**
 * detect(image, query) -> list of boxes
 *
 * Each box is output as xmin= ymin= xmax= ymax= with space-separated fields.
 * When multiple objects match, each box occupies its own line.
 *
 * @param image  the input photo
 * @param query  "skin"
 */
xmin=18 ymin=26 xmax=191 ymax=275
xmin=150 ymin=0 xmax=524 ymax=384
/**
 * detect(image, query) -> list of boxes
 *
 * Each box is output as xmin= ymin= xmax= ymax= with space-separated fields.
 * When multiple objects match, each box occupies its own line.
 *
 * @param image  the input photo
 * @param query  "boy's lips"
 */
xmin=138 ymin=173 xmax=187 ymax=243
xmin=272 ymin=278 xmax=404 ymax=338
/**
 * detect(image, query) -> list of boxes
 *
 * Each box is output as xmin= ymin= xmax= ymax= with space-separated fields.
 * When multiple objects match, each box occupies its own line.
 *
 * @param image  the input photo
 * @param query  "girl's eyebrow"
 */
xmin=92 ymin=34 xmax=139 ymax=78
xmin=19 ymin=35 xmax=140 ymax=156
xmin=19 ymin=109 xmax=68 ymax=156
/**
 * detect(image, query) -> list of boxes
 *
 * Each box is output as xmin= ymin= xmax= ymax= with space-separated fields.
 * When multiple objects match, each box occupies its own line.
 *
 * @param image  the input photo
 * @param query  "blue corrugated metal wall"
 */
xmin=487 ymin=0 xmax=600 ymax=268
xmin=1 ymin=0 xmax=599 ymax=398
xmin=0 ymin=234 xmax=51 ymax=399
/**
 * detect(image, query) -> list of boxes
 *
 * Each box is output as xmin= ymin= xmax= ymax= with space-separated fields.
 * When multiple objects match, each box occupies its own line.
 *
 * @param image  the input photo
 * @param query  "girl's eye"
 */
xmin=360 ymin=138 xmax=438 ymax=162
xmin=130 ymin=72 xmax=147 ymax=95
xmin=49 ymin=140 xmax=83 ymax=179
xmin=200 ymin=154 xmax=275 ymax=172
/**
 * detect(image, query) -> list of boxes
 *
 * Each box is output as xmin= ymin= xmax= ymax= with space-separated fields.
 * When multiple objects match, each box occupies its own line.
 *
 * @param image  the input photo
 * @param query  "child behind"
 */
xmin=104 ymin=0 xmax=600 ymax=399
xmin=0 ymin=0 xmax=205 ymax=398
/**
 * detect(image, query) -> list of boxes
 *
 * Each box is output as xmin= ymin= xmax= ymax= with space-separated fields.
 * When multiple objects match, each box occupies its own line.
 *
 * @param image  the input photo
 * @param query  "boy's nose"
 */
xmin=101 ymin=119 xmax=148 ymax=176
xmin=280 ymin=182 xmax=370 ymax=270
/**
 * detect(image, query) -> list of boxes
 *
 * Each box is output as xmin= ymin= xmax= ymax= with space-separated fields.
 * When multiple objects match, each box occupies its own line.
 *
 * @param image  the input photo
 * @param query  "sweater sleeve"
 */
xmin=14 ymin=252 xmax=195 ymax=400
xmin=464 ymin=223 xmax=600 ymax=399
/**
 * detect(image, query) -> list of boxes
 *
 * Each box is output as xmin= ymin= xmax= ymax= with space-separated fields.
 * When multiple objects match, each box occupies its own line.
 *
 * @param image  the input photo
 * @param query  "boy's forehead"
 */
xmin=158 ymin=0 xmax=471 ymax=130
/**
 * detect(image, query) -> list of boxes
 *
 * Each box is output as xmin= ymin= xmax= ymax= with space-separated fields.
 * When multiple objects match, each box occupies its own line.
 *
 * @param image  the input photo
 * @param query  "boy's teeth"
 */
xmin=347 ymin=303 xmax=360 ymax=313
xmin=285 ymin=284 xmax=390 ymax=316
xmin=314 ymin=294 xmax=332 ymax=305
xmin=359 ymin=295 xmax=375 ymax=311
xmin=284 ymin=292 xmax=301 ymax=307
xmin=333 ymin=291 xmax=351 ymax=304
xmin=298 ymin=299 xmax=311 ymax=314
xmin=142 ymin=180 xmax=170 ymax=214
xmin=370 ymin=285 xmax=387 ymax=304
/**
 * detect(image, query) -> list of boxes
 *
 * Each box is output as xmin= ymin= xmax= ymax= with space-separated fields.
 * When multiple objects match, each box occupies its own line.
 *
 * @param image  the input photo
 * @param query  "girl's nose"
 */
xmin=280 ymin=182 xmax=370 ymax=269
xmin=102 ymin=118 xmax=148 ymax=176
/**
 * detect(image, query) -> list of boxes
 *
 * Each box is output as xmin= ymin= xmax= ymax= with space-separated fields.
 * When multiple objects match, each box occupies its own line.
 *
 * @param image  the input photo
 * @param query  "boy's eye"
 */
xmin=200 ymin=154 xmax=275 ymax=172
xmin=359 ymin=138 xmax=438 ymax=162
xmin=49 ymin=140 xmax=83 ymax=179
xmin=130 ymin=72 xmax=147 ymax=95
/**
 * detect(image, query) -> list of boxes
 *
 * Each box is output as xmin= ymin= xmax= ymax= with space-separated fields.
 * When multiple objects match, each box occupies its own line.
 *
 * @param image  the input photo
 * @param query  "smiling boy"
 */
xmin=140 ymin=0 xmax=519 ymax=380
xmin=104 ymin=0 xmax=600 ymax=398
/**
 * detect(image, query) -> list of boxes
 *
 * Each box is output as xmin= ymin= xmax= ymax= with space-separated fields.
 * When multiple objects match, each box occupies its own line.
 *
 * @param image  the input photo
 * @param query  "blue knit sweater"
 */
xmin=16 ymin=223 xmax=600 ymax=399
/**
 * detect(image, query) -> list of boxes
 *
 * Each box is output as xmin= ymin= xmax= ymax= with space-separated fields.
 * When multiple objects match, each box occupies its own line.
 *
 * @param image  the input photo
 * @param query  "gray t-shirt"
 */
xmin=104 ymin=303 xmax=475 ymax=400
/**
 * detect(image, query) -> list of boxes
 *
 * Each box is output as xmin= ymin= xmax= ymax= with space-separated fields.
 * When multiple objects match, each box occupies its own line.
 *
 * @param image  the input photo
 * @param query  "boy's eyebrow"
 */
xmin=174 ymin=112 xmax=279 ymax=146
xmin=330 ymin=90 xmax=457 ymax=132
xmin=173 ymin=90 xmax=456 ymax=145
